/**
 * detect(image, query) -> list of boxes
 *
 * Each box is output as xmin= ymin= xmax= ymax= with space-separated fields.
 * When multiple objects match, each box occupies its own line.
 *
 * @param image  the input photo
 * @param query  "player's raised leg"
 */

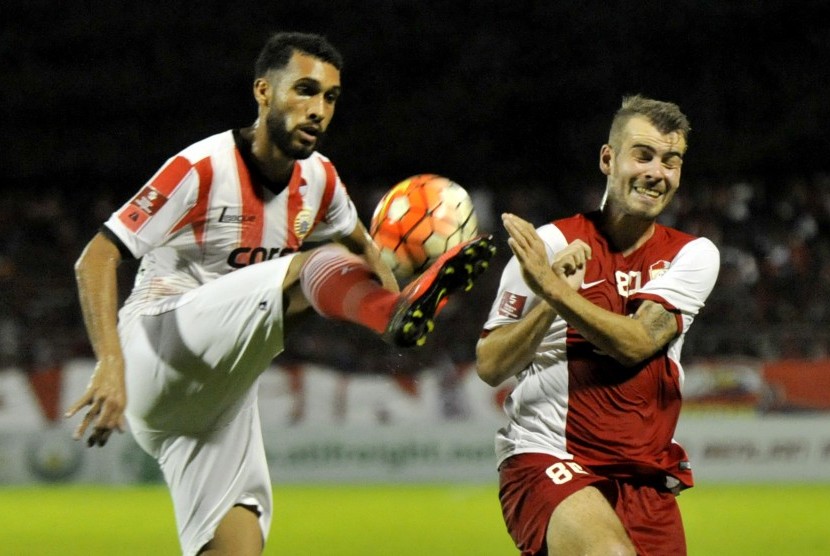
xmin=383 ymin=235 xmax=496 ymax=346
xmin=285 ymin=235 xmax=496 ymax=347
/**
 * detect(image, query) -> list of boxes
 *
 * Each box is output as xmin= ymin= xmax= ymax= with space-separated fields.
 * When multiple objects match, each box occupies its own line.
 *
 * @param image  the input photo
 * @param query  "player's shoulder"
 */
xmin=546 ymin=211 xmax=600 ymax=243
xmin=516 ymin=212 xmax=598 ymax=254
xmin=296 ymin=151 xmax=343 ymax=188
xmin=310 ymin=151 xmax=333 ymax=165
xmin=552 ymin=211 xmax=598 ymax=231
xmin=656 ymin=223 xmax=719 ymax=256
xmin=535 ymin=221 xmax=571 ymax=253
xmin=177 ymin=130 xmax=236 ymax=162
xmin=301 ymin=151 xmax=338 ymax=174
xmin=679 ymin=235 xmax=720 ymax=264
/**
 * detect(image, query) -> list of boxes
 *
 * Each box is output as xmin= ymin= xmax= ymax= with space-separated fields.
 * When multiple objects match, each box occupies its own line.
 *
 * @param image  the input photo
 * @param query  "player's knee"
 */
xmin=548 ymin=538 xmax=635 ymax=556
xmin=596 ymin=539 xmax=637 ymax=556
xmin=546 ymin=518 xmax=637 ymax=556
xmin=284 ymin=251 xmax=311 ymax=290
xmin=585 ymin=533 xmax=637 ymax=556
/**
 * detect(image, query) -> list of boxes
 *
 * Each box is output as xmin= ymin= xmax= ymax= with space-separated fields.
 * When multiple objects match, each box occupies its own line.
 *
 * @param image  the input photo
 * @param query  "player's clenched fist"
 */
xmin=551 ymin=239 xmax=591 ymax=290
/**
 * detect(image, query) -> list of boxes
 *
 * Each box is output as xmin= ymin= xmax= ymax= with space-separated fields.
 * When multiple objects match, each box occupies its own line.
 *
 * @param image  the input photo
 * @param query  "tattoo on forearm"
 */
xmin=635 ymin=302 xmax=676 ymax=346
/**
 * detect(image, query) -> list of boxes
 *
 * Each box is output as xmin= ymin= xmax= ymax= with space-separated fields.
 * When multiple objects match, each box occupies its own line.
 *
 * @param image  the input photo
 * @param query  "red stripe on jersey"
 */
xmin=170 ymin=157 xmax=213 ymax=248
xmin=118 ymin=156 xmax=191 ymax=233
xmin=315 ymin=161 xmax=337 ymax=225
xmin=150 ymin=155 xmax=192 ymax=196
xmin=285 ymin=163 xmax=305 ymax=250
xmin=236 ymin=150 xmax=264 ymax=247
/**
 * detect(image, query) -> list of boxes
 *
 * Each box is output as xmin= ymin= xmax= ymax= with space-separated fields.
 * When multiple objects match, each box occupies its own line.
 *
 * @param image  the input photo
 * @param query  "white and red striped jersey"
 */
xmin=104 ymin=130 xmax=358 ymax=316
xmin=484 ymin=211 xmax=719 ymax=487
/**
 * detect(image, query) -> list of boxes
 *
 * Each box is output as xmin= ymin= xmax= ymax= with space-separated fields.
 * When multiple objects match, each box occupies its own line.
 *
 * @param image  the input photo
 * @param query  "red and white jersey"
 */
xmin=484 ymin=211 xmax=719 ymax=486
xmin=104 ymin=130 xmax=358 ymax=315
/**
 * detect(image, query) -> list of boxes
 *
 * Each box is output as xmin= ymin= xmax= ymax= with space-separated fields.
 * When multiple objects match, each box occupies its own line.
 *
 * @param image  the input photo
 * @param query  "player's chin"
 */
xmin=628 ymin=197 xmax=666 ymax=219
xmin=288 ymin=143 xmax=316 ymax=160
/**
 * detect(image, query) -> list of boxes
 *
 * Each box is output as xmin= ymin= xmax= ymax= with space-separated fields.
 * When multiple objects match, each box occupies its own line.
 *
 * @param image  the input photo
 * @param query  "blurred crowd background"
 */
xmin=2 ymin=1 xmax=829 ymax=379
xmin=3 ymin=173 xmax=829 ymax=379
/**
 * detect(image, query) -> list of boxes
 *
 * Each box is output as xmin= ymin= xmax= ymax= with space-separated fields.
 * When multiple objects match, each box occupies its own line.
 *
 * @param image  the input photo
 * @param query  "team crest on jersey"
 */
xmin=649 ymin=260 xmax=671 ymax=280
xmin=498 ymin=291 xmax=526 ymax=319
xmin=293 ymin=207 xmax=314 ymax=240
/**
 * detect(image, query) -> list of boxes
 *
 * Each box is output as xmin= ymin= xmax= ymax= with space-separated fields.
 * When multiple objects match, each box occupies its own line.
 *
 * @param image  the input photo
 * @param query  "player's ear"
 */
xmin=599 ymin=144 xmax=613 ymax=176
xmin=253 ymin=78 xmax=270 ymax=107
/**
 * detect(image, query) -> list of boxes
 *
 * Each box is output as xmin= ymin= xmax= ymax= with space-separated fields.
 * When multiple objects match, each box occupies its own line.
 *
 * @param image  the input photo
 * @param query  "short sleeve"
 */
xmin=482 ymin=223 xmax=568 ymax=330
xmin=104 ymin=156 xmax=200 ymax=258
xmin=306 ymin=174 xmax=359 ymax=242
xmin=632 ymin=237 xmax=720 ymax=318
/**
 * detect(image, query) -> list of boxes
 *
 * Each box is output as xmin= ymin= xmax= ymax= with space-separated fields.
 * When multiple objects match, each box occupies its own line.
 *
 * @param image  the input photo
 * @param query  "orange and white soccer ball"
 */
xmin=370 ymin=174 xmax=479 ymax=280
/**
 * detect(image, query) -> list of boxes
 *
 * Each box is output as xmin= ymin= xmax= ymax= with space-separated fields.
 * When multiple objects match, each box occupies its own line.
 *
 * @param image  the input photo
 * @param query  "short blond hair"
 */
xmin=608 ymin=94 xmax=690 ymax=149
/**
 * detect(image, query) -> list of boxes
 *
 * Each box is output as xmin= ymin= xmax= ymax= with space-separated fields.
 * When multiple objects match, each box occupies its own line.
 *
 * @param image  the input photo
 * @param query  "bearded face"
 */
xmin=257 ymin=52 xmax=340 ymax=161
xmin=265 ymin=108 xmax=325 ymax=160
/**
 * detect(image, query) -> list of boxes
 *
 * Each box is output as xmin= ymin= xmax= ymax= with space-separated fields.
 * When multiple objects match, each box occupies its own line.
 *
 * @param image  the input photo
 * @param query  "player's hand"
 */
xmin=551 ymin=239 xmax=591 ymax=290
xmin=502 ymin=213 xmax=591 ymax=297
xmin=64 ymin=358 xmax=127 ymax=447
xmin=502 ymin=213 xmax=556 ymax=296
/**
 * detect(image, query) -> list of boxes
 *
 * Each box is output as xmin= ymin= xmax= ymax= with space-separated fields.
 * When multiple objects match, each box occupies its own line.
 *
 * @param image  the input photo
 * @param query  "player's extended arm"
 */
xmin=476 ymin=223 xmax=590 ymax=386
xmin=476 ymin=302 xmax=560 ymax=386
xmin=503 ymin=213 xmax=677 ymax=367
xmin=65 ymin=232 xmax=127 ymax=447
xmin=338 ymin=220 xmax=400 ymax=293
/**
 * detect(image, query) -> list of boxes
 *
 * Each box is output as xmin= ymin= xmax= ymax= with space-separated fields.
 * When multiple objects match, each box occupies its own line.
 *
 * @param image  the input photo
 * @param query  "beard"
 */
xmin=265 ymin=111 xmax=325 ymax=160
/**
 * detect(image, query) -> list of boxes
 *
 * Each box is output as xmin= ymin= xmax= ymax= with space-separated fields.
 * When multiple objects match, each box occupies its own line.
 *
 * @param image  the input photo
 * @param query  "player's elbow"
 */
xmin=475 ymin=339 xmax=511 ymax=387
xmin=74 ymin=247 xmax=92 ymax=280
xmin=75 ymin=233 xmax=122 ymax=281
xmin=608 ymin=340 xmax=661 ymax=368
xmin=476 ymin=363 xmax=506 ymax=387
xmin=610 ymin=352 xmax=646 ymax=368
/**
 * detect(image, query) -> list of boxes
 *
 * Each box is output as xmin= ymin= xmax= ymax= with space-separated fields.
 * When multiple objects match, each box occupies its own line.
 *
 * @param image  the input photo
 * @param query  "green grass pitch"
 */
xmin=1 ymin=483 xmax=829 ymax=555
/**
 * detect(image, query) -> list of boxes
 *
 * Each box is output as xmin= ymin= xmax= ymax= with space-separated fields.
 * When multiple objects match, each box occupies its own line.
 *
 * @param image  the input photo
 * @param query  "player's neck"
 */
xmin=243 ymin=125 xmax=295 ymax=186
xmin=599 ymin=209 xmax=655 ymax=256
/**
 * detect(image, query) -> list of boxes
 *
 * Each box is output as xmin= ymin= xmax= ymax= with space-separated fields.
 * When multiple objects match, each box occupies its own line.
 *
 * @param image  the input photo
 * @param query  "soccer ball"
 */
xmin=370 ymin=174 xmax=479 ymax=280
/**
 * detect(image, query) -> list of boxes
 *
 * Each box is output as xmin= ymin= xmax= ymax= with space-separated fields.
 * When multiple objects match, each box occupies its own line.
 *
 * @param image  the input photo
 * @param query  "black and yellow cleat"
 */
xmin=383 ymin=235 xmax=496 ymax=347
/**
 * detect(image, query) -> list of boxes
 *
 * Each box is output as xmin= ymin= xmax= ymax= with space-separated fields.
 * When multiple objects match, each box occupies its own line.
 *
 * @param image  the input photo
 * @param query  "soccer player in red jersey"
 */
xmin=477 ymin=95 xmax=719 ymax=555
xmin=66 ymin=32 xmax=493 ymax=556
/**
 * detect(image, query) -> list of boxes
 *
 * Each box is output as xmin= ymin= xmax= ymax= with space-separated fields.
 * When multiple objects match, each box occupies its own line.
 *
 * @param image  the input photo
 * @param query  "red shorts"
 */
xmin=498 ymin=453 xmax=686 ymax=556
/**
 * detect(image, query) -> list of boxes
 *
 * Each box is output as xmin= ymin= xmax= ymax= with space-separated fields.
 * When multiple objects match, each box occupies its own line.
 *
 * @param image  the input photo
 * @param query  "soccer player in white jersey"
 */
xmin=66 ymin=32 xmax=494 ymax=556
xmin=476 ymin=96 xmax=719 ymax=555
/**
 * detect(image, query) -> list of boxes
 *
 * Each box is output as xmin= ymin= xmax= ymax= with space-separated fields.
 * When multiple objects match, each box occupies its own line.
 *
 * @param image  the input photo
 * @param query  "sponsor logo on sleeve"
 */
xmin=118 ymin=185 xmax=169 ymax=232
xmin=132 ymin=185 xmax=168 ymax=215
xmin=498 ymin=291 xmax=526 ymax=319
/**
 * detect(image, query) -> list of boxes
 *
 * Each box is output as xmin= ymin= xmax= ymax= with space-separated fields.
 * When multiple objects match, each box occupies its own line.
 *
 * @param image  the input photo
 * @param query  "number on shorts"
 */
xmin=545 ymin=461 xmax=588 ymax=485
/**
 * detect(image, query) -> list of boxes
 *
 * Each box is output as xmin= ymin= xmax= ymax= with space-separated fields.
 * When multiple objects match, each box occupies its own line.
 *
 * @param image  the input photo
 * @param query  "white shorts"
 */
xmin=119 ymin=256 xmax=296 ymax=554
xmin=133 ymin=403 xmax=272 ymax=556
